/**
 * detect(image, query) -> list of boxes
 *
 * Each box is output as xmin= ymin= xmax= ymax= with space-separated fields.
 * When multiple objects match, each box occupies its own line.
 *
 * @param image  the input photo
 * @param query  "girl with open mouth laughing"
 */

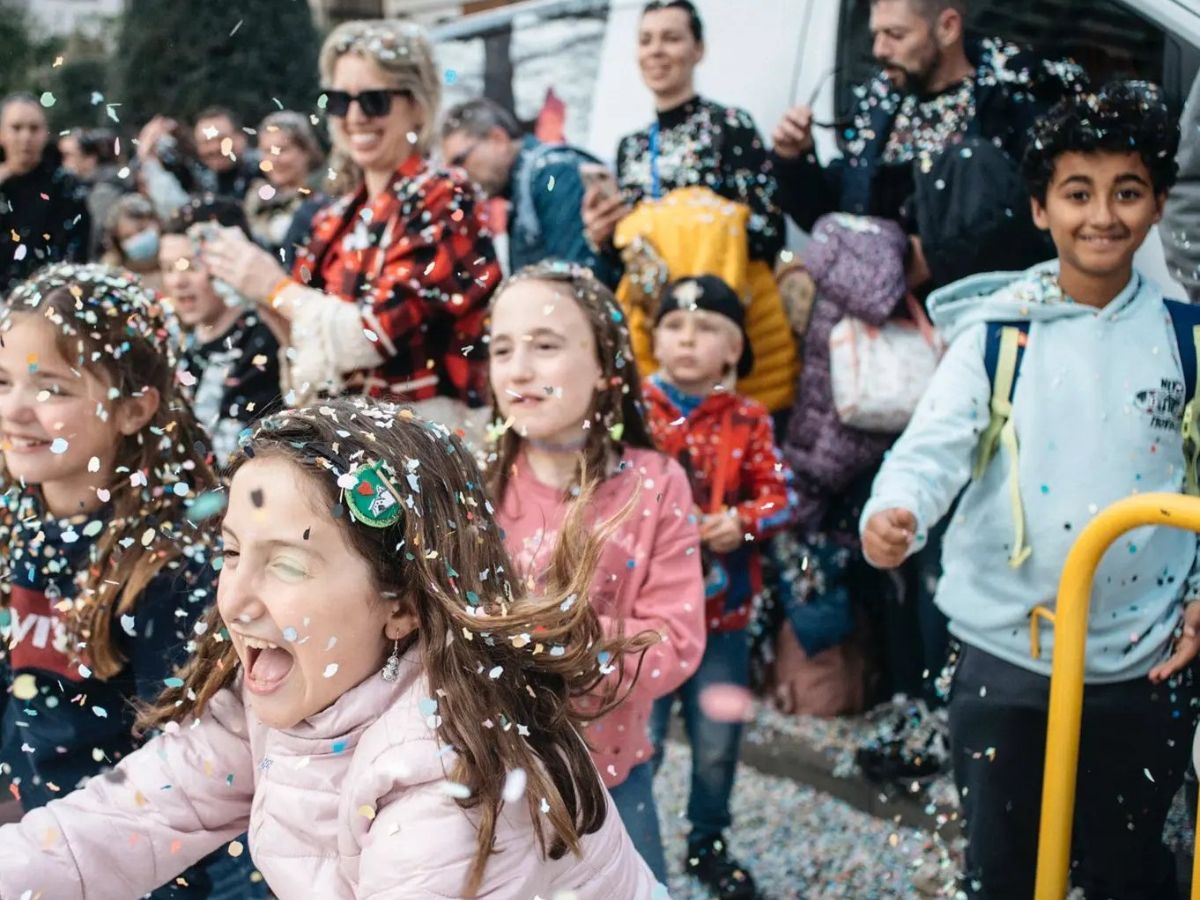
xmin=0 ymin=396 xmax=663 ymax=899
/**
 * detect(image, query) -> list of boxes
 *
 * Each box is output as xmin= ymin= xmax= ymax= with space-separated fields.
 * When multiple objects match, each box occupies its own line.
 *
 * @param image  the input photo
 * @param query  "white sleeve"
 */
xmin=278 ymin=283 xmax=385 ymax=404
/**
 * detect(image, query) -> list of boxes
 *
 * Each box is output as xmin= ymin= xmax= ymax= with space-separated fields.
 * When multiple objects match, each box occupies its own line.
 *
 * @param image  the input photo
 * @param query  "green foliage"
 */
xmin=0 ymin=1 xmax=58 ymax=100
xmin=113 ymin=0 xmax=321 ymax=130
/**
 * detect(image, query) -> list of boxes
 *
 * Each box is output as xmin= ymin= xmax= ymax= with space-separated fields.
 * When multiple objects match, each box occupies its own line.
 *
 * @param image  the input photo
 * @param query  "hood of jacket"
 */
xmin=926 ymin=259 xmax=1150 ymax=342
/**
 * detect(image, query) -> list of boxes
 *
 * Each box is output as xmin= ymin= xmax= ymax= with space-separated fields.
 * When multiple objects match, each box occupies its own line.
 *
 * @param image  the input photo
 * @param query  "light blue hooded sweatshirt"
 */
xmin=861 ymin=260 xmax=1200 ymax=682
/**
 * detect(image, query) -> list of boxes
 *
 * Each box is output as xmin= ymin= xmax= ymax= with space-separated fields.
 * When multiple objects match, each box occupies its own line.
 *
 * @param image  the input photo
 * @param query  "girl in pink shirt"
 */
xmin=486 ymin=260 xmax=707 ymax=883
xmin=0 ymin=397 xmax=660 ymax=900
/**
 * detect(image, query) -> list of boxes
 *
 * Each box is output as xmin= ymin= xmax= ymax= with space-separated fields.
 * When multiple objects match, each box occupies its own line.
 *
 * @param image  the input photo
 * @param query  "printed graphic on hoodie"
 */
xmin=1134 ymin=378 xmax=1185 ymax=433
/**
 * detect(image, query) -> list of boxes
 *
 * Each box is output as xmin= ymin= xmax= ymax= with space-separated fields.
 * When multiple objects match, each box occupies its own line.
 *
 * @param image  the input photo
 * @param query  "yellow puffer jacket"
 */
xmin=614 ymin=186 xmax=797 ymax=411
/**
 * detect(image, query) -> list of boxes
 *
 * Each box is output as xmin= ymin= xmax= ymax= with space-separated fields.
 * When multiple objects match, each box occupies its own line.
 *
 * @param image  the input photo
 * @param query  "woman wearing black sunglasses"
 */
xmin=202 ymin=20 xmax=501 ymax=440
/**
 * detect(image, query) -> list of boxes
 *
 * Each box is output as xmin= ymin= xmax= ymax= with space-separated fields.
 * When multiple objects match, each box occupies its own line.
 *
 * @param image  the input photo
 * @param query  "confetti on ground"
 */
xmin=654 ymin=740 xmax=959 ymax=898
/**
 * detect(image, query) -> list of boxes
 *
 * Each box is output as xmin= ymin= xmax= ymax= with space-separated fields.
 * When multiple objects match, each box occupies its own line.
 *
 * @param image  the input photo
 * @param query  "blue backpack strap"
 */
xmin=976 ymin=320 xmax=1033 ymax=567
xmin=1165 ymin=299 xmax=1200 ymax=495
xmin=1165 ymin=299 xmax=1200 ymax=402
xmin=982 ymin=320 xmax=1030 ymax=397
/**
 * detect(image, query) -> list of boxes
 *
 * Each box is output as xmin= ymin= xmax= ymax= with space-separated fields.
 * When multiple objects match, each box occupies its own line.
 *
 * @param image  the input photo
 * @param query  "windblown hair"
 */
xmin=1023 ymin=79 xmax=1180 ymax=204
xmin=1 ymin=263 xmax=218 ymax=678
xmin=318 ymin=19 xmax=442 ymax=193
xmin=484 ymin=260 xmax=656 ymax=503
xmin=138 ymin=396 xmax=656 ymax=897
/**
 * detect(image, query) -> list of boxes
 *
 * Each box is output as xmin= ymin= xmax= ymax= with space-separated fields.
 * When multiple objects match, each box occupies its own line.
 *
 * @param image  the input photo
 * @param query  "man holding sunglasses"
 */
xmin=440 ymin=98 xmax=617 ymax=286
xmin=771 ymin=0 xmax=1082 ymax=290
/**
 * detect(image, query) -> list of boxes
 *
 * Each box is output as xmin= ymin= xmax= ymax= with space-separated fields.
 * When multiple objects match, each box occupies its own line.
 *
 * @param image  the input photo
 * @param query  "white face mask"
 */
xmin=120 ymin=227 xmax=160 ymax=263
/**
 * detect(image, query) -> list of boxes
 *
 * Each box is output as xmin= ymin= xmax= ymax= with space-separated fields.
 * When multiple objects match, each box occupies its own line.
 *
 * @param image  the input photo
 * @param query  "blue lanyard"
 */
xmin=649 ymin=122 xmax=662 ymax=200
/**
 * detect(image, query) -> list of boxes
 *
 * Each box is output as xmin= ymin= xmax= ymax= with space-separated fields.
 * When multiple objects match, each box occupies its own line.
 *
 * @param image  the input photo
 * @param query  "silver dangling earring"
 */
xmin=381 ymin=639 xmax=402 ymax=682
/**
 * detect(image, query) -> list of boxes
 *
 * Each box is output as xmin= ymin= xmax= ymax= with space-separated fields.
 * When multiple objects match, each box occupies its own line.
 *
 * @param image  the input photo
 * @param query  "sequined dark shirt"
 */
xmin=616 ymin=96 xmax=786 ymax=262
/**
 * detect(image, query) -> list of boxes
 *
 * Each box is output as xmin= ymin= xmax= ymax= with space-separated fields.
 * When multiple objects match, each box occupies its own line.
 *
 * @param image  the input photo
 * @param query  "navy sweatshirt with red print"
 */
xmin=0 ymin=491 xmax=215 ymax=811
xmin=644 ymin=376 xmax=796 ymax=631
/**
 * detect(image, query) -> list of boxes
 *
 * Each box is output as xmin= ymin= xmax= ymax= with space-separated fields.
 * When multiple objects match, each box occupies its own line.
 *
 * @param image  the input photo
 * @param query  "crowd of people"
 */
xmin=0 ymin=0 xmax=1198 ymax=897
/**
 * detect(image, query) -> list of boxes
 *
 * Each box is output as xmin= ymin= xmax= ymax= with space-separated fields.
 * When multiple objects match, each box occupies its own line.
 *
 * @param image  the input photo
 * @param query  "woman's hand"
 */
xmin=581 ymin=185 xmax=629 ymax=249
xmin=202 ymin=229 xmax=288 ymax=305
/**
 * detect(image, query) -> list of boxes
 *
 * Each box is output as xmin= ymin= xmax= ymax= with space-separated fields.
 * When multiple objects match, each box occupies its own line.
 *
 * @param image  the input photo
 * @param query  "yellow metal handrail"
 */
xmin=1035 ymin=493 xmax=1200 ymax=899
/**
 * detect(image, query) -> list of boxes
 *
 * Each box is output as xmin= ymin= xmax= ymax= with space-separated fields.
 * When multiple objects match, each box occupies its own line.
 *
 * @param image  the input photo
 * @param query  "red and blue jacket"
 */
xmin=644 ymin=377 xmax=796 ymax=631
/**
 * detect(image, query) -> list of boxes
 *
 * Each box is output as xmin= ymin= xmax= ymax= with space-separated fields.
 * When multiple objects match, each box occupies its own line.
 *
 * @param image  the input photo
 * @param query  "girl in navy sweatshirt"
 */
xmin=0 ymin=263 xmax=259 ymax=896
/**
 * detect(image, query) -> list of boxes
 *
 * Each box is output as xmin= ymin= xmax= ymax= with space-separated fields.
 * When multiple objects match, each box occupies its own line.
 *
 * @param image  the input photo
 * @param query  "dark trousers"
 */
xmin=949 ymin=643 xmax=1196 ymax=899
xmin=650 ymin=628 xmax=750 ymax=846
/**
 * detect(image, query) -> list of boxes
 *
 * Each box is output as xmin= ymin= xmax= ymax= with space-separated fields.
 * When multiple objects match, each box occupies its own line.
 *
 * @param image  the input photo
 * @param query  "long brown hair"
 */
xmin=485 ymin=261 xmax=656 ymax=501
xmin=1 ymin=263 xmax=218 ymax=679
xmin=138 ymin=397 xmax=657 ymax=896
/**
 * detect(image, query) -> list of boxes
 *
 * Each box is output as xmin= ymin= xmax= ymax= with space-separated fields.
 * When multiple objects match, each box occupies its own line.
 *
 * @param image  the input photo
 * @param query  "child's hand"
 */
xmin=863 ymin=509 xmax=916 ymax=569
xmin=1149 ymin=600 xmax=1200 ymax=683
xmin=700 ymin=512 xmax=743 ymax=554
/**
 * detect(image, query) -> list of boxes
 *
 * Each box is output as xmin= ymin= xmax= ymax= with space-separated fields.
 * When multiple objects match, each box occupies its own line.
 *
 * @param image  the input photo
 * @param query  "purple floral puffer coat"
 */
xmin=783 ymin=213 xmax=909 ymax=530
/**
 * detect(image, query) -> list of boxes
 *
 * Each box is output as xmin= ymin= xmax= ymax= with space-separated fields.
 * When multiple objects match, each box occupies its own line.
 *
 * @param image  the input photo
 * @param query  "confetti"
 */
xmin=502 ymin=768 xmax=527 ymax=803
xmin=11 ymin=674 xmax=37 ymax=701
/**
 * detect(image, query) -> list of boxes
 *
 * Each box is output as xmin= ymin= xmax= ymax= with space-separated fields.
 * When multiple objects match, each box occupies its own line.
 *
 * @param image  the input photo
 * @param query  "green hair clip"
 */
xmin=345 ymin=459 xmax=404 ymax=529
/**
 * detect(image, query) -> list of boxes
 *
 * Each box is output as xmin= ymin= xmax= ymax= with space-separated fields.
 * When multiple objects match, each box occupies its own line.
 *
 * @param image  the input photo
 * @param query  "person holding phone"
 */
xmin=199 ymin=20 xmax=501 ymax=444
xmin=580 ymin=0 xmax=795 ymax=421
xmin=440 ymin=98 xmax=619 ymax=285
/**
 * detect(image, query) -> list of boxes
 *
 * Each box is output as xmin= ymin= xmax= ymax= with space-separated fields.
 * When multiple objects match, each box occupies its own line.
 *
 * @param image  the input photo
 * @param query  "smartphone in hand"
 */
xmin=579 ymin=163 xmax=619 ymax=202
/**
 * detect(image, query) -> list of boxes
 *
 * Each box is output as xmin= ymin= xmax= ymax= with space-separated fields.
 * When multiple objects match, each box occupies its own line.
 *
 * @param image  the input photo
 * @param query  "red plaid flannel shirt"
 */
xmin=292 ymin=154 xmax=502 ymax=404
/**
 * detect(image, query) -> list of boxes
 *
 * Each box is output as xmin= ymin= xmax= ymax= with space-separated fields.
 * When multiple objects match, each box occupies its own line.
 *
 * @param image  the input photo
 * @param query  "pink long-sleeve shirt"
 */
xmin=498 ymin=447 xmax=707 ymax=787
xmin=0 ymin=652 xmax=657 ymax=899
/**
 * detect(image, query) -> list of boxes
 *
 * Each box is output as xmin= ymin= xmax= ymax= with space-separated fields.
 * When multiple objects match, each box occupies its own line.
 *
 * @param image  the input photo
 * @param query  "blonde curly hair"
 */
xmin=318 ymin=20 xmax=442 ymax=191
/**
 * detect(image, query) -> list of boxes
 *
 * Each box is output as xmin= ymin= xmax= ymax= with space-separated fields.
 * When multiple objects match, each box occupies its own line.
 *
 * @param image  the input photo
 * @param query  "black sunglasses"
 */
xmin=322 ymin=89 xmax=411 ymax=119
xmin=806 ymin=67 xmax=854 ymax=131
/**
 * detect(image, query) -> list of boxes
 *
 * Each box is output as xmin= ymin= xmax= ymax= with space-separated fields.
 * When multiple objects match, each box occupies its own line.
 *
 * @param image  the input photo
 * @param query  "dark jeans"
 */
xmin=152 ymin=844 xmax=266 ymax=898
xmin=949 ymin=643 xmax=1196 ymax=899
xmin=650 ymin=628 xmax=750 ymax=847
xmin=869 ymin=517 xmax=950 ymax=706
xmin=608 ymin=759 xmax=667 ymax=884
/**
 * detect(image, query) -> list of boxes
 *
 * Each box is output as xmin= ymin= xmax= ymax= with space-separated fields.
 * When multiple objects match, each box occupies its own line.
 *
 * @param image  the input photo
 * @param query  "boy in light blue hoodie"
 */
xmin=861 ymin=82 xmax=1199 ymax=899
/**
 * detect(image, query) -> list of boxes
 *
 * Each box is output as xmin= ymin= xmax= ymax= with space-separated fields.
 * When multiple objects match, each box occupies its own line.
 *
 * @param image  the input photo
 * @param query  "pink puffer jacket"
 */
xmin=0 ymin=651 xmax=658 ymax=899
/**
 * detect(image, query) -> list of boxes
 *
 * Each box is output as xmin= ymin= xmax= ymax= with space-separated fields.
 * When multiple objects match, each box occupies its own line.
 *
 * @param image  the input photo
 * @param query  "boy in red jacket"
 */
xmin=644 ymin=275 xmax=795 ymax=900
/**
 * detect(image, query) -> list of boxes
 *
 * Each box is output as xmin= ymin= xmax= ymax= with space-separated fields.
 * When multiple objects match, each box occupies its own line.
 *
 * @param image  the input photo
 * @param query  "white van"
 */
xmin=435 ymin=0 xmax=1200 ymax=286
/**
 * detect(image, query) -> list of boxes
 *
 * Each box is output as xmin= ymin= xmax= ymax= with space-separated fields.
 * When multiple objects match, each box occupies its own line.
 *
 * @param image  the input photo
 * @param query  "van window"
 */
xmin=835 ymin=0 xmax=1199 ymax=122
